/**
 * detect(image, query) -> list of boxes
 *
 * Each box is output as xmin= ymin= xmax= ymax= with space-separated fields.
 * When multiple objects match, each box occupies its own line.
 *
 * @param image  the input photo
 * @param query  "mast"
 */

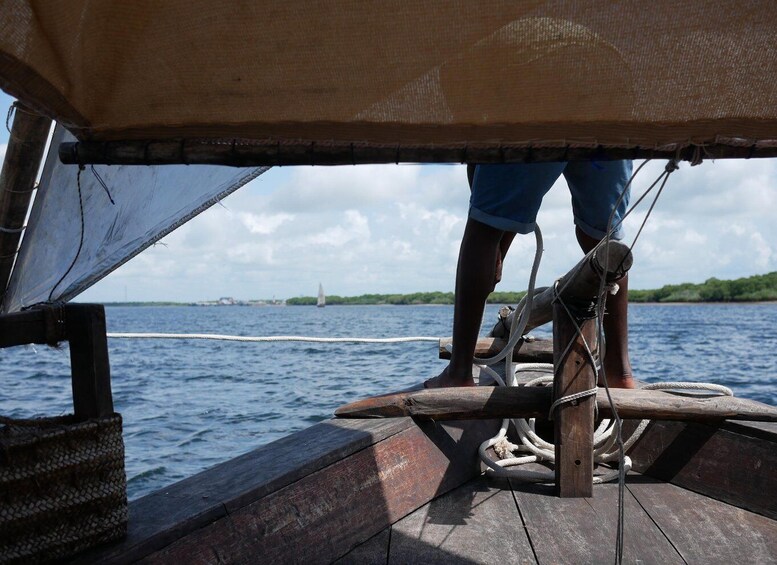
xmin=0 ymin=103 xmax=51 ymax=304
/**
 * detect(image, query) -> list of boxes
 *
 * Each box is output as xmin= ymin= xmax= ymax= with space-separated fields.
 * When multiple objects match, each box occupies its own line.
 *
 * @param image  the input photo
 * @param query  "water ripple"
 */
xmin=1 ymin=303 xmax=774 ymax=501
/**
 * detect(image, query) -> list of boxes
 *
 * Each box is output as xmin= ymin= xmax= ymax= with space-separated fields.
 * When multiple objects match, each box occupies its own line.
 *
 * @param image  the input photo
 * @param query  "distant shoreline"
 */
xmin=95 ymin=300 xmax=777 ymax=307
xmin=91 ymin=272 xmax=777 ymax=307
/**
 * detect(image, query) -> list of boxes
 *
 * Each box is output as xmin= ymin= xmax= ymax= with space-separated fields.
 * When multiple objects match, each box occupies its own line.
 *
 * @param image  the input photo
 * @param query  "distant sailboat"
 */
xmin=317 ymin=283 xmax=326 ymax=308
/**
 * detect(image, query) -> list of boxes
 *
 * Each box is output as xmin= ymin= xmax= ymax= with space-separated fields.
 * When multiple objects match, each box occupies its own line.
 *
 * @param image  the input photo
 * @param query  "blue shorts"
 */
xmin=469 ymin=161 xmax=632 ymax=240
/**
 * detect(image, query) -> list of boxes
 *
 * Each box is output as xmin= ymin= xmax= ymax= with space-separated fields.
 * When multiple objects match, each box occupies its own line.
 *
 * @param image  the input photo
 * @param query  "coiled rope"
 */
xmin=476 ymin=364 xmax=732 ymax=484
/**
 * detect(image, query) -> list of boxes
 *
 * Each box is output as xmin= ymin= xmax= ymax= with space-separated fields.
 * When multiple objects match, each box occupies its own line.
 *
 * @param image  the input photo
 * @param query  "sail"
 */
xmin=1 ymin=2 xmax=775 ymax=153
xmin=317 ymin=284 xmax=325 ymax=308
xmin=1 ymin=126 xmax=268 ymax=312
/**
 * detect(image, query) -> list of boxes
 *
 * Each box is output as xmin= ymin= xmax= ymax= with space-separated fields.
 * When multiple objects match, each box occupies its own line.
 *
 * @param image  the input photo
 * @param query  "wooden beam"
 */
xmin=58 ymin=139 xmax=777 ymax=167
xmin=334 ymin=387 xmax=777 ymax=423
xmin=552 ymin=303 xmax=596 ymax=498
xmin=0 ymin=307 xmax=48 ymax=347
xmin=438 ymin=336 xmax=553 ymax=363
xmin=0 ymin=103 xmax=51 ymax=300
xmin=0 ymin=303 xmax=113 ymax=420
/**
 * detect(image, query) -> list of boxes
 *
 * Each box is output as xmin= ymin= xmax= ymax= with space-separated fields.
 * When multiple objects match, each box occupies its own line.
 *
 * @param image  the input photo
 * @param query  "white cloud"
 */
xmin=309 ymin=210 xmax=370 ymax=247
xmin=77 ymin=160 xmax=777 ymax=302
xmin=0 ymin=143 xmax=7 ymax=164
xmin=237 ymin=212 xmax=294 ymax=235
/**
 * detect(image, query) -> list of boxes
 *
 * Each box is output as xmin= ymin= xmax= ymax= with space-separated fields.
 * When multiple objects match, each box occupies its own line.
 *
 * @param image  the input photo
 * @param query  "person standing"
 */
xmin=428 ymin=161 xmax=636 ymax=390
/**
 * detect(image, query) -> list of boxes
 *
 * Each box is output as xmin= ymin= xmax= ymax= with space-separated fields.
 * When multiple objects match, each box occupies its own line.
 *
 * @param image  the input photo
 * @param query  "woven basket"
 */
xmin=0 ymin=414 xmax=127 ymax=564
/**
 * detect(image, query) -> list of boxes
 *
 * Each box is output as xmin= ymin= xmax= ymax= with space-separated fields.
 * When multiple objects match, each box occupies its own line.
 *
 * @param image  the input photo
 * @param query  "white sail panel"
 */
xmin=2 ymin=126 xmax=268 ymax=312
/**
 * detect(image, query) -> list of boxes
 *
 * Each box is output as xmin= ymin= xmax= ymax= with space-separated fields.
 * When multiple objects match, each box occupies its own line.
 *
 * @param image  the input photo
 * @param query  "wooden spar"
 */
xmin=334 ymin=387 xmax=777 ymax=423
xmin=0 ymin=103 xmax=51 ymax=301
xmin=58 ymin=139 xmax=777 ymax=167
xmin=490 ymin=240 xmax=632 ymax=339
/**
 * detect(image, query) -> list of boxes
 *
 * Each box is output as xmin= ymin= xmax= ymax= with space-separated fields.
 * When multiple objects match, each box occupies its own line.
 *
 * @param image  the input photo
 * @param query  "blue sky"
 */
xmin=2 ymin=90 xmax=776 ymax=302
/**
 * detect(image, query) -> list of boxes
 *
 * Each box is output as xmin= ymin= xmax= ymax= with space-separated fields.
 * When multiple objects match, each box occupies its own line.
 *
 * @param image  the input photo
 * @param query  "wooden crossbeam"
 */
xmin=334 ymin=387 xmax=777 ymax=423
xmin=0 ymin=303 xmax=113 ymax=420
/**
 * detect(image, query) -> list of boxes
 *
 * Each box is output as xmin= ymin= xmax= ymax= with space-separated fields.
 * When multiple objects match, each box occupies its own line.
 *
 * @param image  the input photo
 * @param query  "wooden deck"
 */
xmin=69 ymin=411 xmax=777 ymax=564
xmin=337 ymin=472 xmax=777 ymax=564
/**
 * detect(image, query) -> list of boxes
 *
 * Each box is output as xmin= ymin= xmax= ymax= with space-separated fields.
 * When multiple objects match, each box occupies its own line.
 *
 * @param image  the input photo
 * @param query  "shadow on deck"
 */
xmin=340 ymin=472 xmax=777 ymax=564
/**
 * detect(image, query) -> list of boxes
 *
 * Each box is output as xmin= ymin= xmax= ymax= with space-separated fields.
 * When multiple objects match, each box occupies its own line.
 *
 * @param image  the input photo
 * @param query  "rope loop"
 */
xmin=548 ymin=388 xmax=598 ymax=420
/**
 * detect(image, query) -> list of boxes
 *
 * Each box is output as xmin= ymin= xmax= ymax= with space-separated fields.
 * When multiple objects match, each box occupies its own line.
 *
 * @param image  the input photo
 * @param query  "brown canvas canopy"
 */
xmin=2 ymin=1 xmax=776 ymax=162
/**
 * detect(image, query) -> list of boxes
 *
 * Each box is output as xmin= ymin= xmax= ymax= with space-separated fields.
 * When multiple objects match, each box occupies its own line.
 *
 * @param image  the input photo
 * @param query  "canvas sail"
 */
xmin=1 ymin=125 xmax=268 ymax=312
xmin=0 ymin=1 xmax=775 ymax=153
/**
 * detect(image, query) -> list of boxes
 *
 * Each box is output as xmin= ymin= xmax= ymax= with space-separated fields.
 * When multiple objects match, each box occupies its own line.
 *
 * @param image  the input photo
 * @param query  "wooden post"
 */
xmin=65 ymin=303 xmax=114 ymax=420
xmin=0 ymin=303 xmax=114 ymax=420
xmin=553 ymin=304 xmax=597 ymax=498
xmin=0 ymin=103 xmax=51 ymax=302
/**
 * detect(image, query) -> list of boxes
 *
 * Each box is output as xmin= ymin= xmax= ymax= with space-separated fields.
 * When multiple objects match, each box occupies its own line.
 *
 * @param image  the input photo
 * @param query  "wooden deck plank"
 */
xmin=389 ymin=476 xmax=536 ymax=564
xmin=628 ymin=479 xmax=777 ymax=563
xmin=334 ymin=528 xmax=390 ymax=565
xmin=629 ymin=420 xmax=777 ymax=519
xmin=136 ymin=420 xmax=499 ymax=564
xmin=510 ymin=480 xmax=683 ymax=564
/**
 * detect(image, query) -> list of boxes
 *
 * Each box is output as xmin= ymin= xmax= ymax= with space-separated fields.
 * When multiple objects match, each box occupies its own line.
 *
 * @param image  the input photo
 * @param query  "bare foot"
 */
xmin=425 ymin=365 xmax=476 ymax=388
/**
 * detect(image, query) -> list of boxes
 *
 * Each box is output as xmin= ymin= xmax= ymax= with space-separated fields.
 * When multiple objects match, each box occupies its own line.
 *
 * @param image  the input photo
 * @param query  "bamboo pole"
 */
xmin=58 ymin=139 xmax=777 ymax=167
xmin=0 ymin=103 xmax=51 ymax=300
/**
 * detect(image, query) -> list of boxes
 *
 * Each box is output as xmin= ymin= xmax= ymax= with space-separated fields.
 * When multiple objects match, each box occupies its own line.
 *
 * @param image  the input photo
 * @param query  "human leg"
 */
xmin=576 ymin=228 xmax=635 ymax=389
xmin=467 ymin=164 xmax=521 ymax=287
xmin=431 ymin=217 xmax=506 ymax=387
xmin=565 ymin=160 xmax=635 ymax=388
xmin=430 ymin=163 xmax=563 ymax=388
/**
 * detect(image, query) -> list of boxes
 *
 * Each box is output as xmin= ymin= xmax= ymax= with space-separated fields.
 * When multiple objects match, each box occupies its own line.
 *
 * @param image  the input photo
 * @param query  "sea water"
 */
xmin=1 ymin=303 xmax=775 ymax=500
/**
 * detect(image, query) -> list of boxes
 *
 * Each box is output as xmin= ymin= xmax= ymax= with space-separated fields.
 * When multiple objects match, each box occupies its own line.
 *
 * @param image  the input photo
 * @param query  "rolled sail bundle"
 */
xmin=491 ymin=239 xmax=632 ymax=339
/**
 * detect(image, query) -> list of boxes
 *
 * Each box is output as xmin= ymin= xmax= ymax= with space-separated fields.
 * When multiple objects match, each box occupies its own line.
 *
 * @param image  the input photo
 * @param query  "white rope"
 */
xmin=643 ymin=381 xmax=733 ymax=395
xmin=106 ymin=332 xmax=439 ymax=344
xmin=476 ymin=363 xmax=730 ymax=484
